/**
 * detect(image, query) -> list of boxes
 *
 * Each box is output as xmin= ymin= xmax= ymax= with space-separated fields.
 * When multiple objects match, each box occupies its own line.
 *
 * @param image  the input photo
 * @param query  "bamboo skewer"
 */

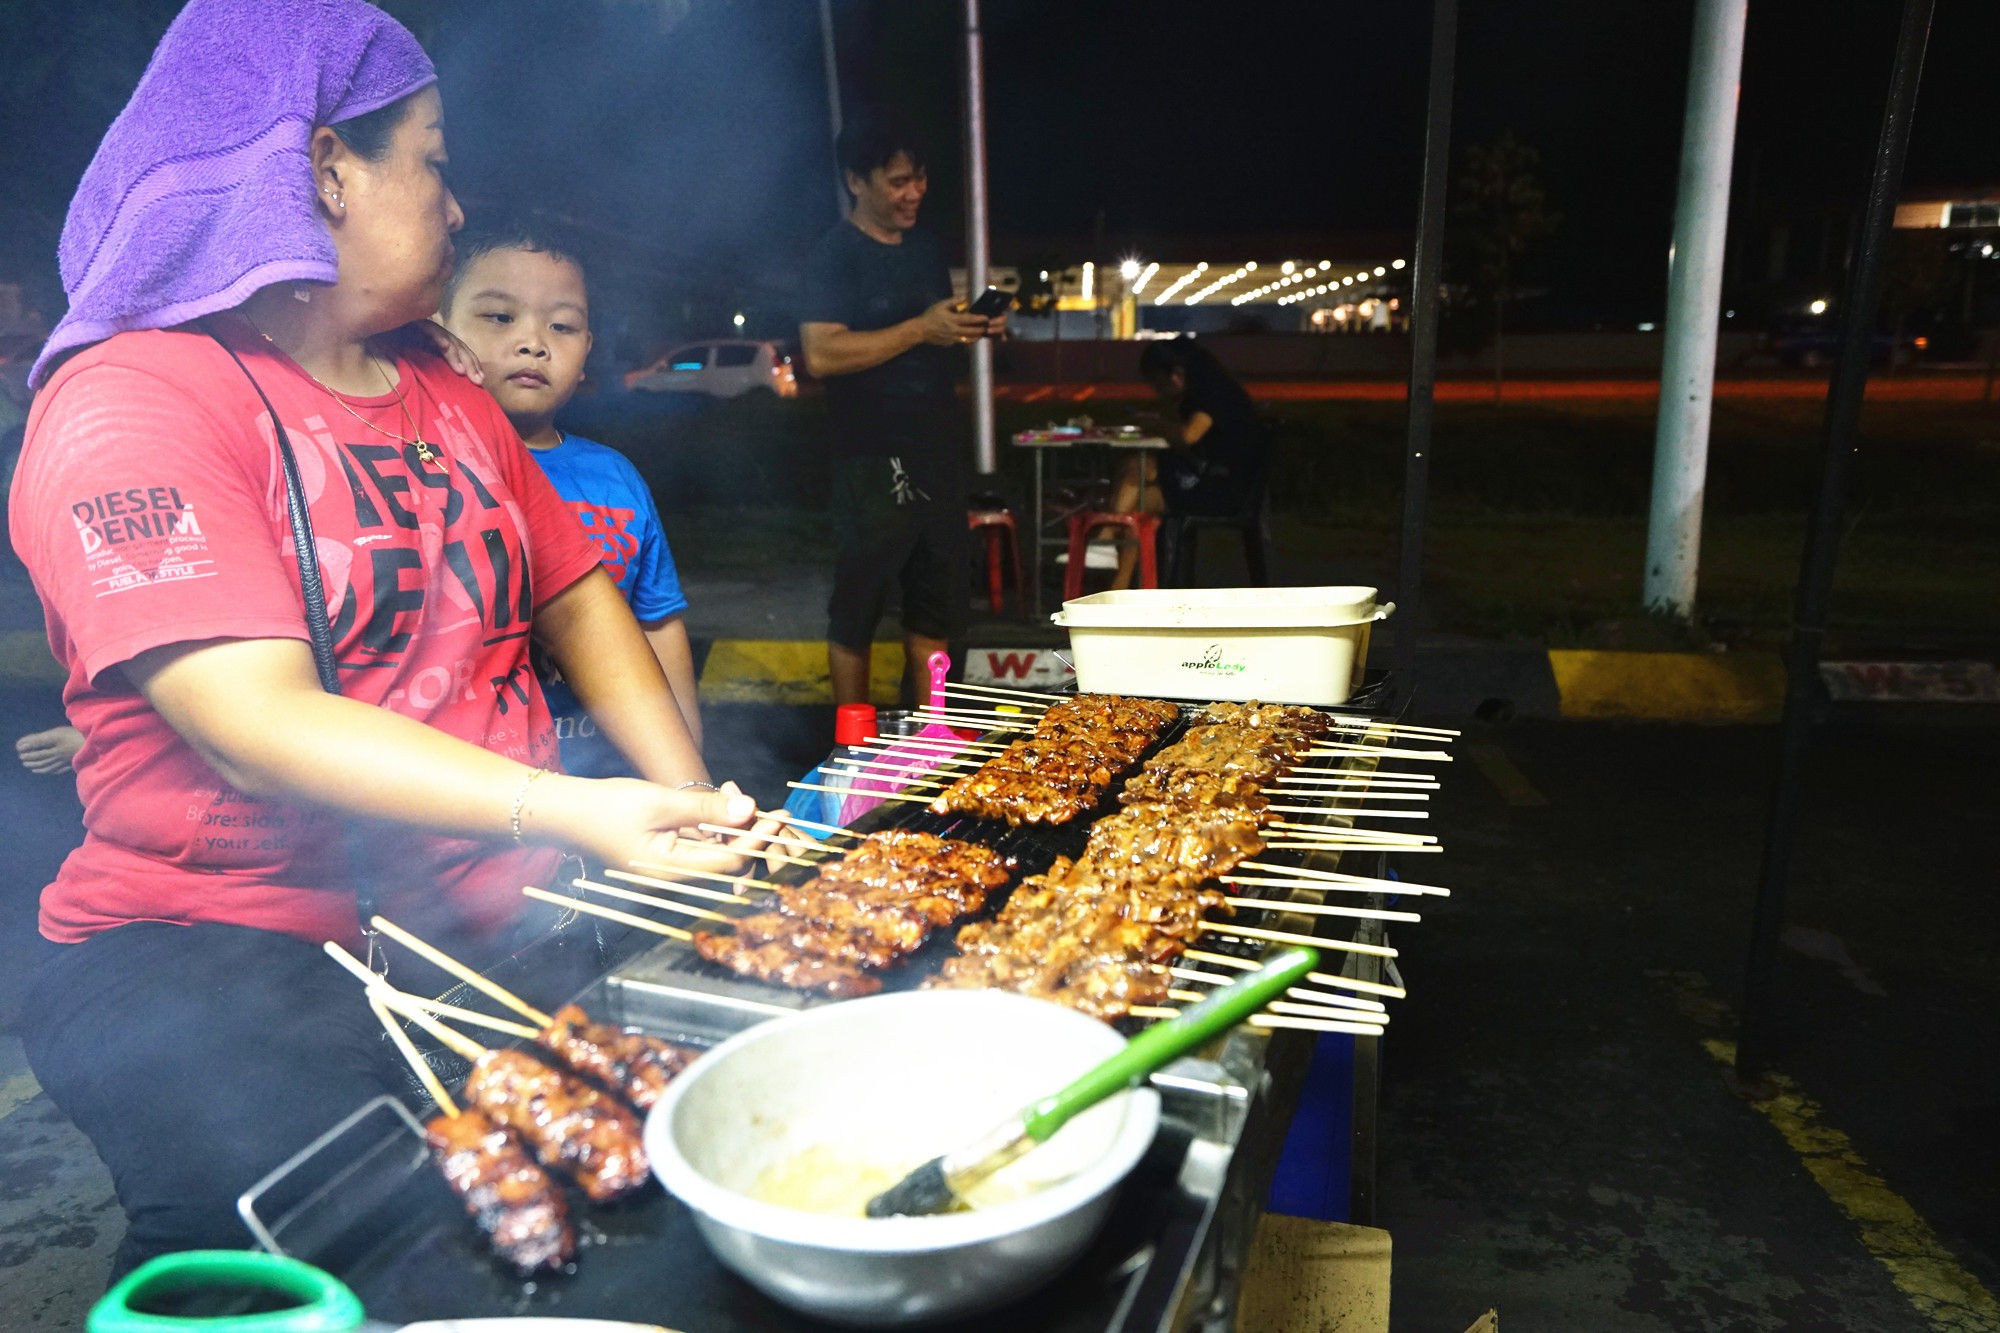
xmin=1262 ymin=804 xmax=1429 ymax=819
xmin=524 ymin=886 xmax=692 ymax=940
xmin=1126 ymin=1005 xmax=1384 ymax=1036
xmin=368 ymin=916 xmax=552 ymax=1028
xmin=823 ymin=762 xmax=950 ymax=788
xmin=1183 ymin=947 xmax=1406 ymax=999
xmin=1238 ymin=862 xmax=1449 ymax=896
xmin=1266 ymin=999 xmax=1388 ymax=1023
xmin=942 ymin=682 xmax=1058 ymax=705
xmin=368 ymin=995 xmax=459 ymax=1118
xmin=841 ymin=746 xmax=982 ymax=770
xmin=1267 ymin=821 xmax=1434 ymax=843
xmin=1225 ymin=896 xmax=1421 ymax=923
xmin=864 ymin=734 xmax=1011 ymax=754
xmin=693 ymin=823 xmax=831 ymax=855
xmin=574 ymin=878 xmax=734 ymax=922
xmin=913 ymin=703 xmax=1040 ymax=721
xmin=1281 ymin=772 xmax=1440 ymax=789
xmin=1305 ymin=744 xmax=1452 ymax=762
xmin=910 ymin=710 xmax=1036 ymax=731
xmin=323 ymin=943 xmax=541 ymax=1040
xmin=619 ymin=866 xmax=767 ymax=899
xmin=1221 ymin=874 xmax=1426 ymax=896
xmin=1248 ymin=1013 xmax=1387 ymax=1035
xmin=1265 ymin=841 xmax=1442 ymax=853
xmin=1260 ymin=789 xmax=1430 ymax=802
xmin=761 ymin=814 xmax=866 ymax=839
xmin=375 ymin=989 xmax=490 ymax=1062
xmin=785 ymin=780 xmax=933 ymax=804
xmin=1200 ymin=921 xmax=1395 ymax=957
xmin=1167 ymin=966 xmax=1387 ymax=1013
xmin=1228 ymin=871 xmax=1448 ymax=898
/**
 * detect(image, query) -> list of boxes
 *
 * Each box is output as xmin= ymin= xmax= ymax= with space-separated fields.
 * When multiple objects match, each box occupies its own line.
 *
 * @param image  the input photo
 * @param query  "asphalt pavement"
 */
xmin=2 ymin=680 xmax=1995 ymax=1329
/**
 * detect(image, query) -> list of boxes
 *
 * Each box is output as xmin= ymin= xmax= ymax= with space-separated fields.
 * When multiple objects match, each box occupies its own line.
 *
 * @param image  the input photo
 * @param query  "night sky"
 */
xmin=0 ymin=0 xmax=1994 ymax=331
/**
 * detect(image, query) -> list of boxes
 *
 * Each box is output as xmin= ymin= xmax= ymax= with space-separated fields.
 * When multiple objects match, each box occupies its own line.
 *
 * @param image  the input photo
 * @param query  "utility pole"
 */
xmin=962 ymin=0 xmax=997 ymax=475
xmin=1392 ymin=0 xmax=1459 ymax=706
xmin=1642 ymin=0 xmax=1750 ymax=620
xmin=817 ymin=0 xmax=846 ymax=221
xmin=1736 ymin=0 xmax=1933 ymax=1082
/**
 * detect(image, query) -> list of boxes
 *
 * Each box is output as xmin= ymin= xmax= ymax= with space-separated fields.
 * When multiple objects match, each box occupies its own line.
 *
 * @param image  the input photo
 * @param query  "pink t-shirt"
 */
xmin=10 ymin=317 xmax=603 ymax=948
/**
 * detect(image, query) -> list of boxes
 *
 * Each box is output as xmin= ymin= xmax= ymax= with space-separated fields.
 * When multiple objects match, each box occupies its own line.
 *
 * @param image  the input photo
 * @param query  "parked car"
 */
xmin=624 ymin=339 xmax=798 ymax=398
xmin=1766 ymin=326 xmax=1921 ymax=369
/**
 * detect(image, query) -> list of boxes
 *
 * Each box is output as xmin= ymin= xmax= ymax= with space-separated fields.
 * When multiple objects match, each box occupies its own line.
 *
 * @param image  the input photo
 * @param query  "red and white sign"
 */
xmin=1819 ymin=661 xmax=1999 ymax=703
xmin=965 ymin=647 xmax=1076 ymax=689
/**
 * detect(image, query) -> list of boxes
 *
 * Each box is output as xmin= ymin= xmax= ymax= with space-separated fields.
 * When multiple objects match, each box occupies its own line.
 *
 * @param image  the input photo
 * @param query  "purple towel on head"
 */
xmin=30 ymin=0 xmax=436 ymax=387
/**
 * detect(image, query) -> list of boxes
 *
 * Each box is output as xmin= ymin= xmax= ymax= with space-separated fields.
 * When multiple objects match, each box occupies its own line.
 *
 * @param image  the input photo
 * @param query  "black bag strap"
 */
xmin=203 ymin=322 xmax=342 ymax=694
xmin=203 ymin=321 xmax=379 ymax=940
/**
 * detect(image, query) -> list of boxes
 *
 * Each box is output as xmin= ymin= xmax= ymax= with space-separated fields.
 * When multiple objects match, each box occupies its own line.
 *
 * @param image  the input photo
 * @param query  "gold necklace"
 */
xmin=243 ymin=319 xmax=438 ymax=463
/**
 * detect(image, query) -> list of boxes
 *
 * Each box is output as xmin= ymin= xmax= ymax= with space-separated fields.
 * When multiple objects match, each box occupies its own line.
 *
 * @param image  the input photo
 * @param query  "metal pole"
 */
xmin=817 ymin=0 xmax=847 ymax=222
xmin=1736 ymin=0 xmax=1933 ymax=1083
xmin=1642 ymin=0 xmax=1750 ymax=620
xmin=1392 ymin=0 xmax=1458 ymax=705
xmin=962 ymin=0 xmax=997 ymax=475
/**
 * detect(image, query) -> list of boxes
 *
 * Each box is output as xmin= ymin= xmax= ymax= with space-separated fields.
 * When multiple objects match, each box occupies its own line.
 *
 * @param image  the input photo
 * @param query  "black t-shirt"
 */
xmin=1181 ymin=373 xmax=1265 ymax=479
xmin=800 ymin=222 xmax=963 ymax=466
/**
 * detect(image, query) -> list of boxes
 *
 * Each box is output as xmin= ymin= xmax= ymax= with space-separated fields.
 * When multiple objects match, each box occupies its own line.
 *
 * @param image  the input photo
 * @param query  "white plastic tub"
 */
xmin=1050 ymin=586 xmax=1394 ymax=705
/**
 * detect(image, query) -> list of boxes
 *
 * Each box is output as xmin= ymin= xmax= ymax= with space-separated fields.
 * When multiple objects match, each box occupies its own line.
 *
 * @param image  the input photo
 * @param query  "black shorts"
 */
xmin=1157 ymin=451 xmax=1248 ymax=518
xmin=827 ymin=455 xmax=969 ymax=651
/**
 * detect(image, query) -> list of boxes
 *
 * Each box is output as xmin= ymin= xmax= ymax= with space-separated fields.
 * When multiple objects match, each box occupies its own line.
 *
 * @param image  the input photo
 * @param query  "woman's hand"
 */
xmin=523 ymin=775 xmax=787 ymax=877
xmin=387 ymin=319 xmax=486 ymax=384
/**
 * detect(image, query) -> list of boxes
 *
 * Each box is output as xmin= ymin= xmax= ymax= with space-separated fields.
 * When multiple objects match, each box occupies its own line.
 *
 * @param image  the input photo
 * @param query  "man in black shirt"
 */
xmin=799 ymin=110 xmax=1001 ymax=706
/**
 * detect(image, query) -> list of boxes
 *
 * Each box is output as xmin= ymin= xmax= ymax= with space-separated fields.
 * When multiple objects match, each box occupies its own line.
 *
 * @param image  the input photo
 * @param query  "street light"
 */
xmin=733 ymin=312 xmax=745 ymax=328
xmin=1809 ymin=299 xmax=1828 ymax=315
xmin=1119 ymin=258 xmax=1141 ymax=280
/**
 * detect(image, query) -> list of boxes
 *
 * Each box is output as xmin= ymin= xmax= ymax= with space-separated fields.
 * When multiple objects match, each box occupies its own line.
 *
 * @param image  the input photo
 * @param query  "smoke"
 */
xmin=428 ymin=0 xmax=839 ymax=349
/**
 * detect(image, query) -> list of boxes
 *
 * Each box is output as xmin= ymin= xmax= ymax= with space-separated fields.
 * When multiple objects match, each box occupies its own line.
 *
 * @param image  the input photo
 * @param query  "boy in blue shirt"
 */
xmin=441 ymin=222 xmax=705 ymax=779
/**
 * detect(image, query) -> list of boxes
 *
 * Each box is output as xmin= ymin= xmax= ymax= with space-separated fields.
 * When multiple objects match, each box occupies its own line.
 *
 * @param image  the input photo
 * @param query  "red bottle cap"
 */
xmin=834 ymin=703 xmax=877 ymax=747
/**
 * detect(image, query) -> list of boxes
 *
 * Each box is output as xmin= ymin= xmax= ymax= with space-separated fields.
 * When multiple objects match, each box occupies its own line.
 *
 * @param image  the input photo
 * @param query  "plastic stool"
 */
xmin=1063 ymin=510 xmax=1159 ymax=601
xmin=967 ymin=509 xmax=1022 ymax=614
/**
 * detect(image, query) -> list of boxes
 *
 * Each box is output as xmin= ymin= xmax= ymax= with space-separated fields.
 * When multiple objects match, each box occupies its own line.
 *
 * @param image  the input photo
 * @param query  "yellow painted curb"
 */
xmin=697 ymin=640 xmax=906 ymax=706
xmin=1549 ymin=650 xmax=1785 ymax=722
xmin=0 ymin=630 xmax=63 ymax=684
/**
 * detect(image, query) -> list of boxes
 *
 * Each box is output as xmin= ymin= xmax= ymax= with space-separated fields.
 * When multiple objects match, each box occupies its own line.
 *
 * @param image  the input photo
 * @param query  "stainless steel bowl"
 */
xmin=644 ymin=990 xmax=1161 ymax=1326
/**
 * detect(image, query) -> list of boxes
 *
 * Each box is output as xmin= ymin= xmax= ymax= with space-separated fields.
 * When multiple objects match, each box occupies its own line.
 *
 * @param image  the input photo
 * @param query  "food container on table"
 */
xmin=1050 ymin=585 xmax=1393 ymax=705
xmin=645 ymin=990 xmax=1161 ymax=1326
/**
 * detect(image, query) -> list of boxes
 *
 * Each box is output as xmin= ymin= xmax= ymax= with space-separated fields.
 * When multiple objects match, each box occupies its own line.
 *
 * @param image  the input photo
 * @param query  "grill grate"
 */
xmin=646 ymin=690 xmax=1402 ymax=1009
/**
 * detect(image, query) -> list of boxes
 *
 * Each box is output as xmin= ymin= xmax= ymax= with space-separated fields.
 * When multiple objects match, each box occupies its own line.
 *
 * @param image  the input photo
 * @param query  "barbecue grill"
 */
xmin=254 ymin=674 xmax=1418 ymax=1332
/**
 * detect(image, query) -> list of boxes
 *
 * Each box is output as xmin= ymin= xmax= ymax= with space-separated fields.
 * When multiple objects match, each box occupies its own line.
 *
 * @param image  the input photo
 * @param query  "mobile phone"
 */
xmin=966 ymin=287 xmax=1015 ymax=318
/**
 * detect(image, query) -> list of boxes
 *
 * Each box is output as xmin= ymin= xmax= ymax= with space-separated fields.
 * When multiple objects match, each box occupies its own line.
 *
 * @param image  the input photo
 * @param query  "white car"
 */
xmin=624 ymin=339 xmax=798 ymax=398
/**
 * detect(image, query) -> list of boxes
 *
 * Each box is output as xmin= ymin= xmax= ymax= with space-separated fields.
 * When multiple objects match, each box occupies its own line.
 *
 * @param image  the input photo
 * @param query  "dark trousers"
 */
xmin=18 ymin=922 xmax=402 ymax=1279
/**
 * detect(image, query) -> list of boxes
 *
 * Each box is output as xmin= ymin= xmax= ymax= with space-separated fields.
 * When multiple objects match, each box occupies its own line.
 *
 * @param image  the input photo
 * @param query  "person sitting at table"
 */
xmin=1102 ymin=336 xmax=1268 ymax=590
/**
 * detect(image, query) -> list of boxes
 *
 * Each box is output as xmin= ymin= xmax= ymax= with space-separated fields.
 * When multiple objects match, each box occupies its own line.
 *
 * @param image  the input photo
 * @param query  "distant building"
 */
xmin=1893 ymin=190 xmax=2000 ymax=231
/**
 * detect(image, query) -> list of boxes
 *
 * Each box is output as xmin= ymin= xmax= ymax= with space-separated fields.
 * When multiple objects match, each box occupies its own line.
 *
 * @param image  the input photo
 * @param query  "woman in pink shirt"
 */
xmin=9 ymin=0 xmax=772 ymax=1276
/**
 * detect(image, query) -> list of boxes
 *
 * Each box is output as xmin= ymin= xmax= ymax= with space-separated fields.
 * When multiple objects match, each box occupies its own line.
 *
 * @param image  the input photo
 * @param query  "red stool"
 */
xmin=1063 ymin=510 xmax=1159 ymax=601
xmin=967 ymin=509 xmax=1022 ymax=614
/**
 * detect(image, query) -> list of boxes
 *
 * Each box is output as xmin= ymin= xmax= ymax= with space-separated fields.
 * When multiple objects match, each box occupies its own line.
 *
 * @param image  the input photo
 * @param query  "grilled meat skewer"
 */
xmin=461 ymin=1049 xmax=650 ymax=1202
xmin=536 ymin=1004 xmax=699 ymax=1111
xmin=426 ymin=1108 xmax=575 ymax=1272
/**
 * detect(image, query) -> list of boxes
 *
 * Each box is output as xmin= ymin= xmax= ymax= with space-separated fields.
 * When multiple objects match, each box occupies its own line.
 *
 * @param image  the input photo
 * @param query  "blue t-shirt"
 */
xmin=528 ymin=433 xmax=687 ymax=777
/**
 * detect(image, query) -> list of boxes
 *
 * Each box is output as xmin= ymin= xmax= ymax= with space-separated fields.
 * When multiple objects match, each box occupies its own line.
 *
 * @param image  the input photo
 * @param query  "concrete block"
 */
xmin=1549 ymin=649 xmax=1785 ymax=722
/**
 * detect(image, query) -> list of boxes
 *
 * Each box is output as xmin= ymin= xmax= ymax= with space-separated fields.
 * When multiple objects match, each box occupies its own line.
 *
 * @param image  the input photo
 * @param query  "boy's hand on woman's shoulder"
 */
xmin=385 ymin=319 xmax=487 ymax=385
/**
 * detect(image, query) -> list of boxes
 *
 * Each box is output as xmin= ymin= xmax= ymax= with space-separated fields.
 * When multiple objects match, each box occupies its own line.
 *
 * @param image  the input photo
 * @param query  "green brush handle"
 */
xmin=1020 ymin=947 xmax=1320 ymax=1143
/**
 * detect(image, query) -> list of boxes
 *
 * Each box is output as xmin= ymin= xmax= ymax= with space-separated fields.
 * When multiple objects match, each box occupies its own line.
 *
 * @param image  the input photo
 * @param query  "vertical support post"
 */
xmin=1643 ymin=0 xmax=1750 ymax=620
xmin=1392 ymin=0 xmax=1458 ymax=705
xmin=962 ymin=0 xmax=997 ymax=475
xmin=816 ymin=0 xmax=846 ymax=222
xmin=1736 ymin=0 xmax=1933 ymax=1082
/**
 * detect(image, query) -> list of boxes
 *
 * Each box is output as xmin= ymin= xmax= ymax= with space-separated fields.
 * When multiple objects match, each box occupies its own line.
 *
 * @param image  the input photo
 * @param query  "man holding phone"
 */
xmin=800 ymin=108 xmax=1006 ymax=707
